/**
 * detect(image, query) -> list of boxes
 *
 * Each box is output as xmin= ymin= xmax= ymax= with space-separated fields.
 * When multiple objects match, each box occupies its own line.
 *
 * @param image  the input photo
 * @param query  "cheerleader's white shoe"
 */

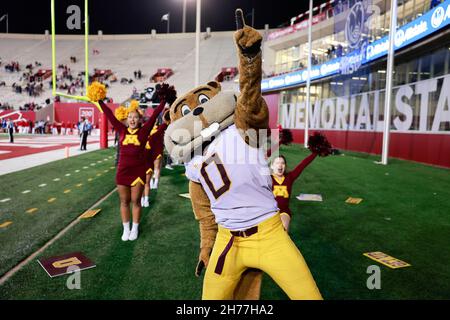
xmin=129 ymin=228 xmax=138 ymax=241
xmin=121 ymin=229 xmax=130 ymax=241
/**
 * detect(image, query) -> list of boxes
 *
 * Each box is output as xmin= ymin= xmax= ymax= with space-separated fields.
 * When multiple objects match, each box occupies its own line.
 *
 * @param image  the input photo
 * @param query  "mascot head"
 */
xmin=164 ymin=80 xmax=237 ymax=163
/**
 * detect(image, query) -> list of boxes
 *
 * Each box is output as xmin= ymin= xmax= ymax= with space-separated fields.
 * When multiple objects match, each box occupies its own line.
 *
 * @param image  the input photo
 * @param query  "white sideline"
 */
xmin=0 ymin=138 xmax=114 ymax=176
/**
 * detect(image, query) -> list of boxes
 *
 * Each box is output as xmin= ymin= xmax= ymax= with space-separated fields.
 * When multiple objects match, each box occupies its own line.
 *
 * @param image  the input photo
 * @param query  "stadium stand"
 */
xmin=150 ymin=68 xmax=173 ymax=82
xmin=0 ymin=31 xmax=242 ymax=109
xmin=215 ymin=67 xmax=238 ymax=82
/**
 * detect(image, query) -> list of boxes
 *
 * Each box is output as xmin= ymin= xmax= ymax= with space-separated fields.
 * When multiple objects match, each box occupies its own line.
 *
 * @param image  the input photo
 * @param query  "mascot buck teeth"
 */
xmin=164 ymin=9 xmax=322 ymax=300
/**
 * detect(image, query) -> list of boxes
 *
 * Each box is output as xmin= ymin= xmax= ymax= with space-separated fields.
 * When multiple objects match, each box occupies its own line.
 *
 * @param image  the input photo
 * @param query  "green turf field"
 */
xmin=0 ymin=145 xmax=449 ymax=299
xmin=0 ymin=148 xmax=116 ymax=276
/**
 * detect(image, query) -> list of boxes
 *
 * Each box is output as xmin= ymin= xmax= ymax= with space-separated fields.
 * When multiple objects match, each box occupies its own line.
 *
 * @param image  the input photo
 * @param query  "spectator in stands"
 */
xmin=430 ymin=0 xmax=442 ymax=9
xmin=336 ymin=44 xmax=343 ymax=57
xmin=334 ymin=0 xmax=344 ymax=15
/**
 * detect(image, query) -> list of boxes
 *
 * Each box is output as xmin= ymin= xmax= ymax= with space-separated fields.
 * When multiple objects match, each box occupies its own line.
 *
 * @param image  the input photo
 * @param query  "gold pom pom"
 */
xmin=129 ymin=100 xmax=139 ymax=110
xmin=87 ymin=81 xmax=107 ymax=102
xmin=114 ymin=106 xmax=127 ymax=121
xmin=127 ymin=100 xmax=143 ymax=117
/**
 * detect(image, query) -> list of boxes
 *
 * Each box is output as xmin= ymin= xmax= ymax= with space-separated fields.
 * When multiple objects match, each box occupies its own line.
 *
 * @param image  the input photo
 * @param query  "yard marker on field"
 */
xmin=65 ymin=173 xmax=71 ymax=177
xmin=53 ymin=178 xmax=60 ymax=182
xmin=22 ymin=190 xmax=31 ymax=194
xmin=90 ymin=163 xmax=96 ymax=166
xmin=96 ymin=173 xmax=102 ymax=177
xmin=110 ymin=166 xmax=115 ymax=170
xmin=48 ymin=198 xmax=56 ymax=203
xmin=39 ymin=184 xmax=47 ymax=187
xmin=104 ymin=158 xmax=108 ymax=161
xmin=104 ymin=169 xmax=108 ymax=173
xmin=83 ymin=166 xmax=89 ymax=169
xmin=296 ymin=194 xmax=323 ymax=202
xmin=26 ymin=208 xmax=38 ymax=214
xmin=363 ymin=252 xmax=411 ymax=269
xmin=80 ymin=209 xmax=101 ymax=219
xmin=64 ymin=189 xmax=71 ymax=194
xmin=346 ymin=197 xmax=363 ymax=204
xmin=38 ymin=252 xmax=96 ymax=278
xmin=0 ymin=198 xmax=11 ymax=203
xmin=0 ymin=221 xmax=13 ymax=228
xmin=75 ymin=170 xmax=80 ymax=173
xmin=88 ymin=178 xmax=93 ymax=181
xmin=76 ymin=183 xmax=83 ymax=187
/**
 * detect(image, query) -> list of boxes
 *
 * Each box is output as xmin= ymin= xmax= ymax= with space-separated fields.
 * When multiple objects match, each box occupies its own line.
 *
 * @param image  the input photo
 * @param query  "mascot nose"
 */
xmin=193 ymin=107 xmax=204 ymax=116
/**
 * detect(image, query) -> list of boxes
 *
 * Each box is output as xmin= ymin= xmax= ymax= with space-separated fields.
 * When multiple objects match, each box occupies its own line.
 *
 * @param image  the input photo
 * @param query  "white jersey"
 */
xmin=185 ymin=124 xmax=278 ymax=231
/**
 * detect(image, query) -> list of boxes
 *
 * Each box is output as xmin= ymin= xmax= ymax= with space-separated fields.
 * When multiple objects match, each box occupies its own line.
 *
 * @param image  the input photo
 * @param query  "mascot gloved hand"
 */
xmin=234 ymin=9 xmax=262 ymax=58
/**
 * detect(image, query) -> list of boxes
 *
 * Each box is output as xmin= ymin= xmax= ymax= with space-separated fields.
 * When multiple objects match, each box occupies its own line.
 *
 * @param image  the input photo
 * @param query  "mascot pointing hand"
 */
xmin=165 ymin=9 xmax=323 ymax=300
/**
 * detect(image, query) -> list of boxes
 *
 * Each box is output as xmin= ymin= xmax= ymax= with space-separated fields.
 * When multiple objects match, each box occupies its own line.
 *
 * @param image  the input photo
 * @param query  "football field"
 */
xmin=0 ymin=145 xmax=449 ymax=299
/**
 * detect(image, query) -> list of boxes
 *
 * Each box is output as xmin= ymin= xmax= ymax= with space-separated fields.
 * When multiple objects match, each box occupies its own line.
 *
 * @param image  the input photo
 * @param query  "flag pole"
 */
xmin=195 ymin=0 xmax=201 ymax=86
xmin=182 ymin=0 xmax=187 ymax=33
xmin=381 ymin=0 xmax=398 ymax=165
xmin=305 ymin=0 xmax=313 ymax=148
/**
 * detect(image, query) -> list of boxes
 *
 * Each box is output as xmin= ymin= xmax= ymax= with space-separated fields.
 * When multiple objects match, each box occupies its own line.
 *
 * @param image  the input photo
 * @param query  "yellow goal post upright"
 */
xmin=50 ymin=0 xmax=101 ymax=111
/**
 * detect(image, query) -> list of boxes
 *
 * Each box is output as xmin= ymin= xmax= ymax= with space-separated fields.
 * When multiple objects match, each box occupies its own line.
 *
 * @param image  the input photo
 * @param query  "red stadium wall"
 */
xmin=0 ymin=110 xmax=36 ymax=122
xmin=264 ymin=93 xmax=450 ymax=168
xmin=54 ymin=102 xmax=119 ymax=127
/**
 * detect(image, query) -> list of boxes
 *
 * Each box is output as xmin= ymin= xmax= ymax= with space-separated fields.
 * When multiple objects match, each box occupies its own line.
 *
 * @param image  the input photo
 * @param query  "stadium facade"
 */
xmin=262 ymin=0 xmax=450 ymax=168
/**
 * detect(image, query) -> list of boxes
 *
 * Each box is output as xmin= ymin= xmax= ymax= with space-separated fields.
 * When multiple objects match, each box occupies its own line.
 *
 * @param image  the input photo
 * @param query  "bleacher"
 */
xmin=215 ymin=67 xmax=238 ymax=82
xmin=0 ymin=30 xmax=242 ymax=110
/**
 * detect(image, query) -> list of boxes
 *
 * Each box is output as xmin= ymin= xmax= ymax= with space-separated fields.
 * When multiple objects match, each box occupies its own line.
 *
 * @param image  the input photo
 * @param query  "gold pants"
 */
xmin=202 ymin=213 xmax=323 ymax=300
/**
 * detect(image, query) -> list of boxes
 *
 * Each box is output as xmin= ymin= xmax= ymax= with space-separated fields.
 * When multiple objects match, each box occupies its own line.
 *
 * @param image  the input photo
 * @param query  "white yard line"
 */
xmin=0 ymin=138 xmax=114 ymax=176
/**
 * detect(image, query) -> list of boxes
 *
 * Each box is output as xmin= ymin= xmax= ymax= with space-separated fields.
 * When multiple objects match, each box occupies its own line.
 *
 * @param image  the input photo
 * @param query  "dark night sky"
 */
xmin=0 ymin=0 xmax=327 ymax=35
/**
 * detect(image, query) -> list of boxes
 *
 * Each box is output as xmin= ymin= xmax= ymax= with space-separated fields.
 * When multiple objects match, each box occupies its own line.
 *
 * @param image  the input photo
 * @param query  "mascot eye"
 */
xmin=198 ymin=94 xmax=209 ymax=105
xmin=181 ymin=105 xmax=191 ymax=116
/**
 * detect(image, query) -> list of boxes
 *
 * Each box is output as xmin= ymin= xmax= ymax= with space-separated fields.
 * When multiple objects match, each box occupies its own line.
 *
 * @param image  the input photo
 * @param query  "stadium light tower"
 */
xmin=381 ymin=0 xmax=398 ymax=165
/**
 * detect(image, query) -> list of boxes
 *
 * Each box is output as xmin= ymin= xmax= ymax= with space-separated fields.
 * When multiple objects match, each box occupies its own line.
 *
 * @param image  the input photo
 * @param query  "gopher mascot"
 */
xmin=165 ymin=10 xmax=322 ymax=300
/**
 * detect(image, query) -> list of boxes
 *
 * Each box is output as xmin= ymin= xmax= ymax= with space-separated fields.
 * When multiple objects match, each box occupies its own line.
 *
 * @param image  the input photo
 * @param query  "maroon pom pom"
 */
xmin=308 ymin=132 xmax=332 ymax=157
xmin=158 ymin=83 xmax=177 ymax=105
xmin=279 ymin=129 xmax=293 ymax=145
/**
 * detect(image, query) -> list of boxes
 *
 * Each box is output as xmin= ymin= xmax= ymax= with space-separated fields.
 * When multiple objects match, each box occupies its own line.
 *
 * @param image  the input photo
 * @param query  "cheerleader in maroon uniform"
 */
xmin=141 ymin=118 xmax=169 ymax=207
xmin=89 ymin=82 xmax=175 ymax=241
xmin=270 ymin=132 xmax=332 ymax=231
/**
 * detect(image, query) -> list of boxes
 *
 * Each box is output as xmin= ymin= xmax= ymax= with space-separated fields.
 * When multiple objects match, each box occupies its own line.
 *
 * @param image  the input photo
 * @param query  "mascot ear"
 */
xmin=207 ymin=81 xmax=221 ymax=90
xmin=163 ymin=109 xmax=171 ymax=124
